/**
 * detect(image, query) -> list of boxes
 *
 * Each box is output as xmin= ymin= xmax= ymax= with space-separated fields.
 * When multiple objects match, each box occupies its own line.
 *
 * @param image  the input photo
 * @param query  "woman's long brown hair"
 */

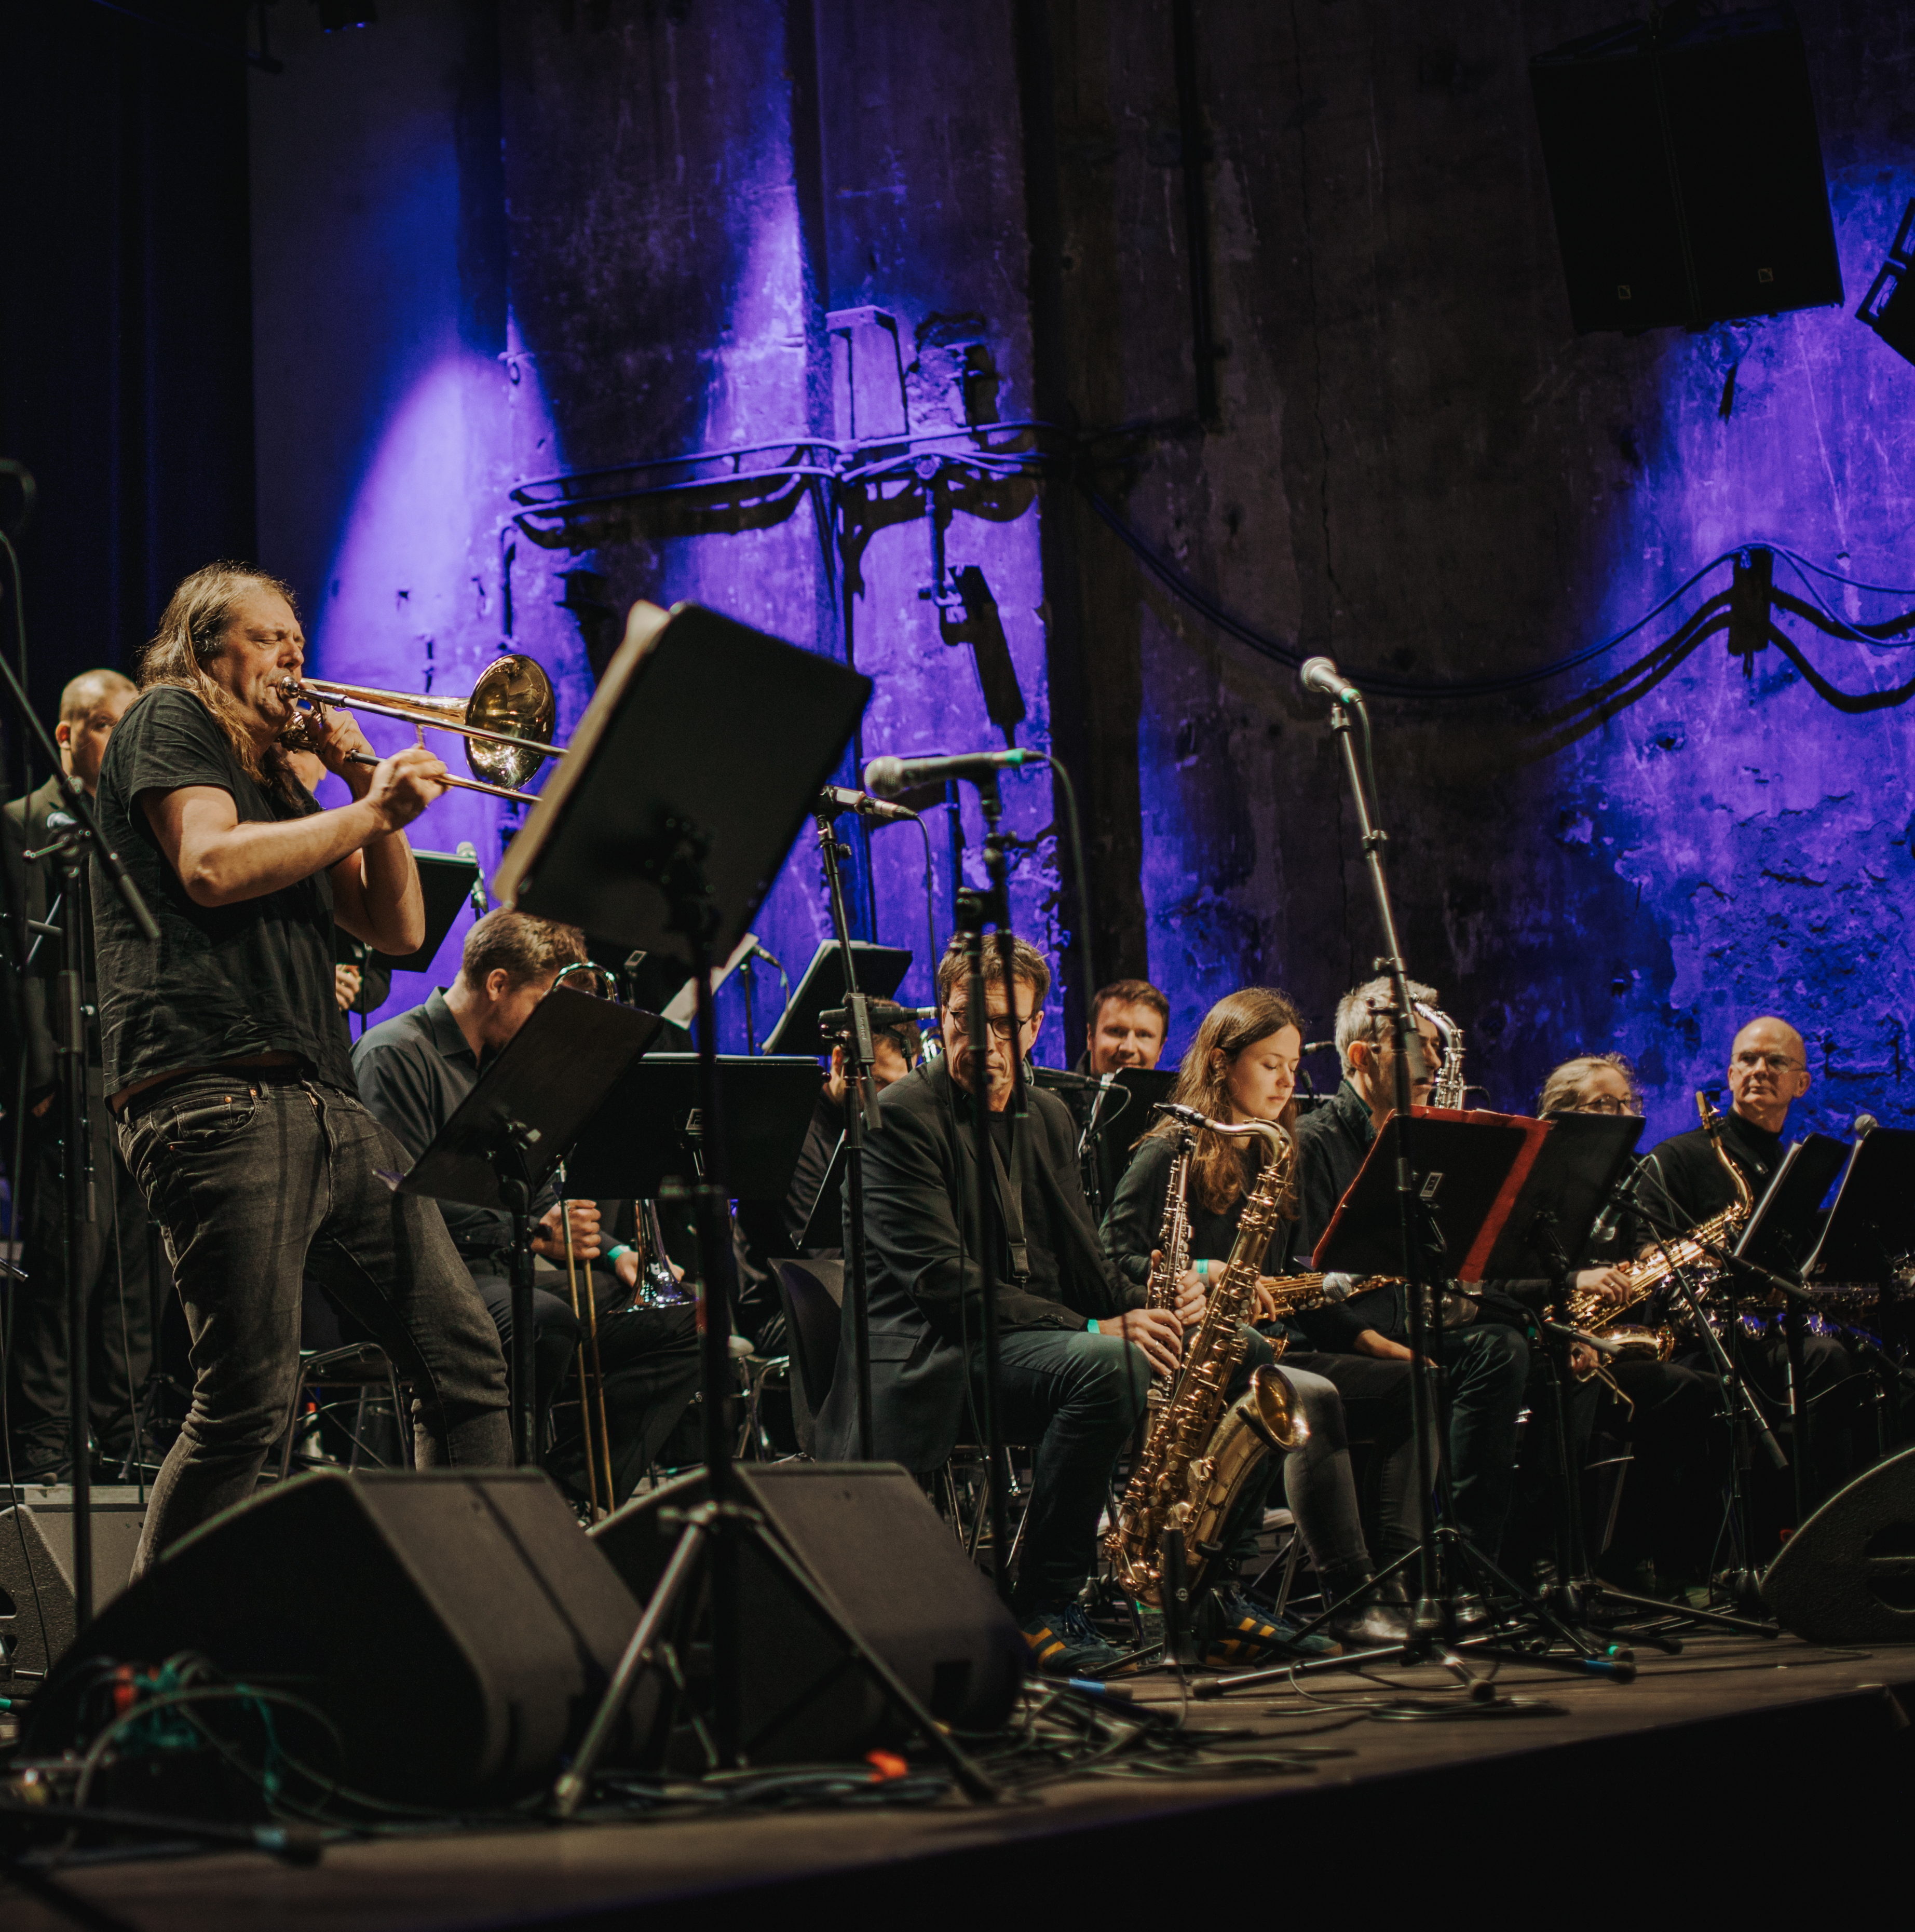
xmin=1149 ymin=986 xmax=1305 ymax=1215
xmin=139 ymin=562 xmax=305 ymax=801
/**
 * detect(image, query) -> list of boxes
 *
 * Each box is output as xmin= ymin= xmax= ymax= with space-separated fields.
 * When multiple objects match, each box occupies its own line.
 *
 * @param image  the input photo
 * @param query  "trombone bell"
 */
xmin=281 ymin=654 xmax=561 ymax=792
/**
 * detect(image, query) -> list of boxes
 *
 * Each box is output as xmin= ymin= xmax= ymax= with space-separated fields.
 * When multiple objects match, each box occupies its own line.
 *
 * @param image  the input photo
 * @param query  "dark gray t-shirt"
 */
xmin=91 ymin=685 xmax=355 ymax=1097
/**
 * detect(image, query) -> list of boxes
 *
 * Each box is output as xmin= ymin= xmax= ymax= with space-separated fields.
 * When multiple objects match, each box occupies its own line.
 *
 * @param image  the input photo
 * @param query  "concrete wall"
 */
xmin=250 ymin=0 xmax=1915 ymax=1133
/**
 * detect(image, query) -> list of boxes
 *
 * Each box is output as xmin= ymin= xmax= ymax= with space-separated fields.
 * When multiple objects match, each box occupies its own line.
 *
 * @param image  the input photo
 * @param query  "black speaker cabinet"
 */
xmin=1531 ymin=7 xmax=1842 ymax=332
xmin=589 ymin=1463 xmax=1026 ymax=1765
xmin=26 ymin=1472 xmax=642 ymax=1804
xmin=1762 ymin=1445 xmax=1915 ymax=1644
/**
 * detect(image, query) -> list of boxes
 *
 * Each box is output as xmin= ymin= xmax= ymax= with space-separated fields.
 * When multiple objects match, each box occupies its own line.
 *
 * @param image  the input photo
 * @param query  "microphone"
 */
xmin=456 ymin=842 xmax=487 ymax=916
xmin=818 ymin=785 xmax=919 ymax=824
xmin=863 ymin=749 xmax=1031 ymax=798
xmin=1855 ymin=1113 xmax=1878 ymax=1140
xmin=748 ymin=940 xmax=787 ymax=974
xmin=1299 ymin=657 xmax=1362 ymax=705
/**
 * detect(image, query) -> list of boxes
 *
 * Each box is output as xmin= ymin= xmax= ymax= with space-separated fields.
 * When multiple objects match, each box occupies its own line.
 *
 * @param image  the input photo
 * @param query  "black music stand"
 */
xmin=762 ymin=940 xmax=912 ymax=1056
xmin=1313 ymin=1106 xmax=1551 ymax=1282
xmin=1034 ymin=1065 xmax=1176 ymax=1217
xmin=1738 ymin=1135 xmax=1848 ymax=1276
xmin=490 ymin=600 xmax=993 ymax=1806
xmin=1803 ymin=1127 xmax=1915 ymax=1284
xmin=564 ymin=1053 xmax=821 ymax=1201
xmin=372 ymin=850 xmax=483 ymax=973
xmin=397 ymin=987 xmax=662 ymax=1462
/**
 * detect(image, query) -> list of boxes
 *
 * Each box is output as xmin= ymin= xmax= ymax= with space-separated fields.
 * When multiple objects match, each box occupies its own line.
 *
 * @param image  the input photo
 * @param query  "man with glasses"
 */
xmin=1530 ymin=1054 xmax=1720 ymax=1596
xmin=812 ymin=932 xmax=1180 ymax=1678
xmin=1638 ymin=1016 xmax=1857 ymax=1503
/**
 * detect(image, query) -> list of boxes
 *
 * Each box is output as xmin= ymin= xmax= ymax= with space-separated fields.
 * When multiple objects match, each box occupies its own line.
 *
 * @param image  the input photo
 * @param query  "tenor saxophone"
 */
xmin=1104 ymin=1115 xmax=1307 ymax=1606
xmin=1567 ymin=1089 xmax=1756 ymax=1376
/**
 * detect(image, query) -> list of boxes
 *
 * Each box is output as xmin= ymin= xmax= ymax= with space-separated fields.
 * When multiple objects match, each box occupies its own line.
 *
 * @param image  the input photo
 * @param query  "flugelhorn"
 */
xmin=277 ymin=654 xmax=563 ymax=804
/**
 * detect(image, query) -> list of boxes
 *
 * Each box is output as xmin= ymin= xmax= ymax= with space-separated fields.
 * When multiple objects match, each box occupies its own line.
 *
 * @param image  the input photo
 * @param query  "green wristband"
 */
xmin=1086 ymin=1317 xmax=1099 ymax=1334
xmin=605 ymin=1244 xmax=633 ymax=1266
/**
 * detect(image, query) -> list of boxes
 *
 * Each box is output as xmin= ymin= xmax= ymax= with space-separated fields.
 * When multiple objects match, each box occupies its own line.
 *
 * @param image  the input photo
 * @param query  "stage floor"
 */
xmin=7 ymin=1628 xmax=1911 ymax=1929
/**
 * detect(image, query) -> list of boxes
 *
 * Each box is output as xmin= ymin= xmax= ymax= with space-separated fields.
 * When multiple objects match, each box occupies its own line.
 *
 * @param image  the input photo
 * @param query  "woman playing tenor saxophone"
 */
xmin=1102 ymin=987 xmax=1420 ymax=1661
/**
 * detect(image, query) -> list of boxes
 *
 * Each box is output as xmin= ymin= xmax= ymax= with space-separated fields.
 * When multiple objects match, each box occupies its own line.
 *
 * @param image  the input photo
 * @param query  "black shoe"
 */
xmin=1321 ymin=1563 xmax=1415 ymax=1651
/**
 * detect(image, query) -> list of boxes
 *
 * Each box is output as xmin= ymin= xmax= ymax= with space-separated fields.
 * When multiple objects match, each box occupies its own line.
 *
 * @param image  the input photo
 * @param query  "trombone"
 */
xmin=277 ymin=654 xmax=565 ymax=804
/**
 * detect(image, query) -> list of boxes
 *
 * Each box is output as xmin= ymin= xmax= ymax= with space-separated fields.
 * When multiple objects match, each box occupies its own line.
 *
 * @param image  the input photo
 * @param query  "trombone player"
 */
xmin=93 ymin=563 xmax=511 ymax=1575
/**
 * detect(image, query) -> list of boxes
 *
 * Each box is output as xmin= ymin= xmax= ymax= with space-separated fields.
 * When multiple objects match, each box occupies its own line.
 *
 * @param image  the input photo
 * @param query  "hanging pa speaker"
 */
xmin=1761 ymin=1445 xmax=1915 ymax=1644
xmin=589 ymin=1463 xmax=1026 ymax=1766
xmin=1530 ymin=7 xmax=1842 ymax=332
xmin=24 ymin=1471 xmax=642 ymax=1803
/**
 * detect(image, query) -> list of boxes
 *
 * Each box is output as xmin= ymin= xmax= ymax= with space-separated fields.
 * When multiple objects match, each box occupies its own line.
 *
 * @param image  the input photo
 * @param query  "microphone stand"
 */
xmin=952 ymin=774 xmax=1013 ymax=1601
xmin=1611 ymin=1158 xmax=1779 ymax=1617
xmin=812 ymin=802 xmax=881 ymax=1461
xmin=1 ymin=668 xmax=155 ymax=1631
xmin=1325 ymin=702 xmax=1446 ymax=1640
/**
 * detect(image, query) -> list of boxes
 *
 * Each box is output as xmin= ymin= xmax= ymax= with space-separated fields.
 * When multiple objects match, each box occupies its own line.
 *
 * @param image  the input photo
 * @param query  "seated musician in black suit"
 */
xmin=812 ymin=933 xmax=1191 ymax=1678
xmin=1528 ymin=1053 xmax=1721 ymax=1595
xmin=1637 ymin=1015 xmax=1857 ymax=1504
xmin=1291 ymin=976 xmax=1529 ymax=1572
xmin=353 ymin=909 xmax=699 ymax=1506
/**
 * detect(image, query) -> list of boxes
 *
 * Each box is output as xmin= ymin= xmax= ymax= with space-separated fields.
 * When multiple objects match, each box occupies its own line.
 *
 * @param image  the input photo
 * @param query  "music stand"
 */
xmin=1476 ymin=1112 xmax=1642 ymax=1283
xmin=1313 ymin=1107 xmax=1551 ymax=1281
xmin=373 ymin=849 xmax=482 ymax=973
xmin=564 ymin=1053 xmax=821 ymax=1201
xmin=1802 ymin=1127 xmax=1915 ymax=1284
xmin=489 ymin=600 xmax=993 ymax=1805
xmin=1738 ymin=1134 xmax=1849 ymax=1277
xmin=397 ymin=986 xmax=662 ymax=1462
xmin=762 ymin=940 xmax=911 ymax=1056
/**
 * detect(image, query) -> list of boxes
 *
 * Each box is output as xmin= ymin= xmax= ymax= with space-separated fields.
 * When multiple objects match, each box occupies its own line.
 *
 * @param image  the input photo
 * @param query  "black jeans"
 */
xmin=472 ymin=1264 xmax=701 ymax=1507
xmin=1437 ymin=1321 xmax=1529 ymax=1563
xmin=117 ymin=1072 xmax=511 ymax=1574
xmin=1287 ymin=1349 xmax=1429 ymax=1565
xmin=7 ymin=1073 xmax=156 ymax=1471
xmin=979 ymin=1326 xmax=1153 ymax=1612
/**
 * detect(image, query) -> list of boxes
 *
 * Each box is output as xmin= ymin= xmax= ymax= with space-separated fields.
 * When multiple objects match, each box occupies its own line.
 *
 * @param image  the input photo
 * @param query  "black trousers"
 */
xmin=1574 ymin=1356 xmax=1723 ymax=1585
xmin=473 ymin=1264 xmax=701 ymax=1509
xmin=6 ymin=1079 xmax=156 ymax=1472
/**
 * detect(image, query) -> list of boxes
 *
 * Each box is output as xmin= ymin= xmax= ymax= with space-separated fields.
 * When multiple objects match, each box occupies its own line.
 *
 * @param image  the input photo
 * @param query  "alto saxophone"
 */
xmin=1568 ymin=1089 xmax=1755 ymax=1376
xmin=1104 ymin=1115 xmax=1307 ymax=1606
xmin=1140 ymin=1126 xmax=1198 ymax=1412
xmin=1414 ymin=1001 xmax=1468 ymax=1110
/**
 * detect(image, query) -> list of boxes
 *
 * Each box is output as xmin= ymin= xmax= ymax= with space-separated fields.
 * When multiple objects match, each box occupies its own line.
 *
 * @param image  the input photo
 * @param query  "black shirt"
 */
xmin=91 ymin=687 xmax=354 ymax=1097
xmin=1103 ymin=1131 xmax=1367 ymax=1351
xmin=1291 ymin=1077 xmax=1406 ymax=1341
xmin=351 ymin=988 xmax=561 ymax=1266
xmin=987 ymin=1109 xmax=1063 ymax=1301
xmin=1637 ymin=1108 xmax=1775 ymax=1236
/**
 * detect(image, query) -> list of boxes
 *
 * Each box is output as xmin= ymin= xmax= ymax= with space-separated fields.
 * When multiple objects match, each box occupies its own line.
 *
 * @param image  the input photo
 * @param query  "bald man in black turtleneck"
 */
xmin=1639 ymin=1015 xmax=1857 ymax=1505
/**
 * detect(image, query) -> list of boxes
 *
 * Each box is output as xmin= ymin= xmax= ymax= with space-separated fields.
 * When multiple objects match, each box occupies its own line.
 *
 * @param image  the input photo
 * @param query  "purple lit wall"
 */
xmin=248 ymin=0 xmax=1914 ymax=1141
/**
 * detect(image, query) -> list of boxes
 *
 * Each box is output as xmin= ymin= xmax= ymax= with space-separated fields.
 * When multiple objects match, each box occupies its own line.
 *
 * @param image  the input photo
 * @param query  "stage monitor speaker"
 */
xmin=0 ymin=1506 xmax=78 ymax=1680
xmin=24 ymin=1471 xmax=642 ymax=1804
xmin=1762 ymin=1445 xmax=1915 ymax=1645
xmin=1531 ymin=8 xmax=1842 ymax=332
xmin=589 ymin=1463 xmax=1026 ymax=1766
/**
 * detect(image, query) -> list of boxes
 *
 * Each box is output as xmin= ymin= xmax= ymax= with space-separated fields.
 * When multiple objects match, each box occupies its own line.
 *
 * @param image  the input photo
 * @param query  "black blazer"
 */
xmin=813 ymin=1057 xmax=1138 ymax=1470
xmin=2 ymin=775 xmax=80 ymax=1096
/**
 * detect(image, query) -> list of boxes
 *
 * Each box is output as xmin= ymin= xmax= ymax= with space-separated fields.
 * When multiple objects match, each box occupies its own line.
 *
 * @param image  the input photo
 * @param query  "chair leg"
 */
xmin=347 ymin=1386 xmax=370 ymax=1473
xmin=279 ymin=1365 xmax=315 ymax=1481
xmin=1273 ymin=1527 xmax=1302 ymax=1618
xmin=388 ymin=1372 xmax=412 ymax=1469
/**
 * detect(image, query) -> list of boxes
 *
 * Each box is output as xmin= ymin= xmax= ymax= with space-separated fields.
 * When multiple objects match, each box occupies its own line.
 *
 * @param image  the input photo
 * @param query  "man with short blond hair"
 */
xmin=4 ymin=669 xmax=152 ymax=1479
